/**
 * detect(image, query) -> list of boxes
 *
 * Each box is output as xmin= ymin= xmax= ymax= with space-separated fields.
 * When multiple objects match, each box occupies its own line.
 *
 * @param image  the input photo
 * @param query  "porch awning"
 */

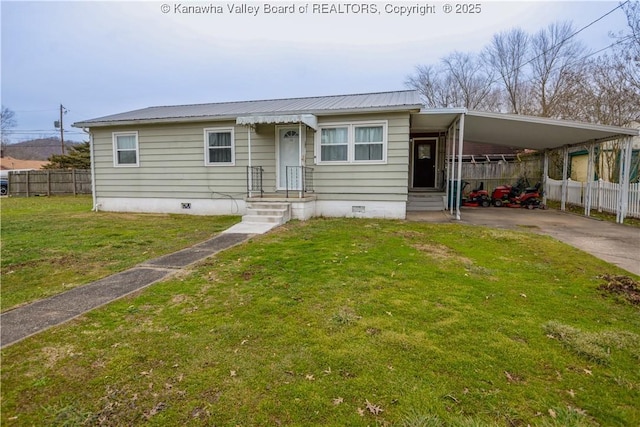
xmin=236 ymin=114 xmax=318 ymax=130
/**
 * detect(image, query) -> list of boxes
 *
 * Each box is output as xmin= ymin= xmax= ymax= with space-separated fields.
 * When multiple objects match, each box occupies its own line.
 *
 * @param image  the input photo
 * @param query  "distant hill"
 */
xmin=1 ymin=138 xmax=81 ymax=161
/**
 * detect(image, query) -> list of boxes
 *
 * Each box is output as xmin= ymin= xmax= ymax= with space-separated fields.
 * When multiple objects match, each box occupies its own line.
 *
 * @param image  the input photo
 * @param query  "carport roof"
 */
xmin=412 ymin=109 xmax=639 ymax=150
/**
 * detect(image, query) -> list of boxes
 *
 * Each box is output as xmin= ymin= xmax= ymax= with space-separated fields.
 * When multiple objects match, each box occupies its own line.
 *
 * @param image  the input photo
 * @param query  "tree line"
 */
xmin=406 ymin=2 xmax=639 ymax=127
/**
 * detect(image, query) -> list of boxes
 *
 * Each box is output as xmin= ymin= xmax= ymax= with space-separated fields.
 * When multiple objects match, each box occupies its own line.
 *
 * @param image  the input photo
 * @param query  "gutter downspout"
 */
xmin=89 ymin=131 xmax=97 ymax=211
xmin=456 ymin=113 xmax=465 ymax=221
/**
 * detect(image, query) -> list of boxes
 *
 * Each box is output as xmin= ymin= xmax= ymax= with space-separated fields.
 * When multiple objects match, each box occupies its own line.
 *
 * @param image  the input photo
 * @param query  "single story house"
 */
xmin=73 ymin=90 xmax=639 ymax=222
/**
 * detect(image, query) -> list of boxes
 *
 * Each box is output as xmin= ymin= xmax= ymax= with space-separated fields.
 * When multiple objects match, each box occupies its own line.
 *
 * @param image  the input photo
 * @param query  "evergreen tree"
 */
xmin=44 ymin=141 xmax=91 ymax=169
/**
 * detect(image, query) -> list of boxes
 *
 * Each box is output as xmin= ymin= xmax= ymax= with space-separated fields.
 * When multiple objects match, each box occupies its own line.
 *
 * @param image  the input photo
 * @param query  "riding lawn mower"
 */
xmin=491 ymin=178 xmax=546 ymax=209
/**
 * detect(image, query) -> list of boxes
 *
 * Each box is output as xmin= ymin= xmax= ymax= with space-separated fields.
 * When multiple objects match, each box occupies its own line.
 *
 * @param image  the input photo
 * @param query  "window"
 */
xmin=316 ymin=121 xmax=387 ymax=164
xmin=354 ymin=125 xmax=384 ymax=161
xmin=113 ymin=132 xmax=139 ymax=167
xmin=320 ymin=127 xmax=348 ymax=162
xmin=205 ymin=128 xmax=234 ymax=165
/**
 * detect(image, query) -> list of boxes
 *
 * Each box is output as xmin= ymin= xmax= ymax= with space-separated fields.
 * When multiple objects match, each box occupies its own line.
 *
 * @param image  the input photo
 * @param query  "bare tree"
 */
xmin=1 ymin=106 xmax=17 ymax=156
xmin=613 ymin=1 xmax=640 ymax=93
xmin=482 ymin=28 xmax=531 ymax=114
xmin=406 ymin=52 xmax=500 ymax=110
xmin=441 ymin=51 xmax=500 ymax=110
xmin=406 ymin=64 xmax=455 ymax=108
xmin=529 ymin=22 xmax=587 ymax=118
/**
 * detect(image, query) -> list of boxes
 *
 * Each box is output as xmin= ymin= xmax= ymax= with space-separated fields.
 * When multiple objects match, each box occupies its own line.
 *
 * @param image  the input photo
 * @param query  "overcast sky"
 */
xmin=0 ymin=0 xmax=631 ymax=143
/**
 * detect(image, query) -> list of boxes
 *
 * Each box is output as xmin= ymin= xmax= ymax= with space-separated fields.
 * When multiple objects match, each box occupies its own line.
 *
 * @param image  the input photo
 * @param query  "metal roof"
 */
xmin=73 ymin=90 xmax=423 ymax=127
xmin=411 ymin=109 xmax=639 ymax=150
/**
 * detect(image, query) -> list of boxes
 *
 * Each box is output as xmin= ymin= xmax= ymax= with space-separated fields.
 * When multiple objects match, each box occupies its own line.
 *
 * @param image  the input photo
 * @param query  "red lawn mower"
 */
xmin=491 ymin=178 xmax=546 ymax=209
xmin=462 ymin=181 xmax=491 ymax=207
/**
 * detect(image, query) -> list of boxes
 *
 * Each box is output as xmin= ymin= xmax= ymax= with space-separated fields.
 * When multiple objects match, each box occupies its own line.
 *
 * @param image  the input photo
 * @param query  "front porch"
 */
xmin=407 ymin=191 xmax=446 ymax=212
xmin=245 ymin=192 xmax=317 ymax=222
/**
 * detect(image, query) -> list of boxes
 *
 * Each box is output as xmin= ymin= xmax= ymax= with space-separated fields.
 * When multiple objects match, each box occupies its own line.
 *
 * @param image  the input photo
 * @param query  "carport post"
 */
xmin=616 ymin=137 xmax=633 ymax=224
xmin=455 ymin=113 xmax=465 ymax=221
xmin=247 ymin=125 xmax=253 ymax=198
xmin=448 ymin=122 xmax=456 ymax=216
xmin=561 ymin=146 xmax=569 ymax=211
xmin=584 ymin=141 xmax=595 ymax=217
xmin=543 ymin=150 xmax=549 ymax=205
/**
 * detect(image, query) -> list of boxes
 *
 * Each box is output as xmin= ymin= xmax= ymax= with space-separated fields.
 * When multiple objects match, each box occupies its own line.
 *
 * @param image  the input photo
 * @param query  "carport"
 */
xmin=411 ymin=110 xmax=639 ymax=223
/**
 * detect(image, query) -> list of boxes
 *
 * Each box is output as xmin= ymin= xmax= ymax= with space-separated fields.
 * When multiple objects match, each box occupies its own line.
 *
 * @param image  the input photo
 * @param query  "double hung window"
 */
xmin=113 ymin=132 xmax=139 ymax=167
xmin=205 ymin=128 xmax=235 ymax=165
xmin=316 ymin=121 xmax=387 ymax=164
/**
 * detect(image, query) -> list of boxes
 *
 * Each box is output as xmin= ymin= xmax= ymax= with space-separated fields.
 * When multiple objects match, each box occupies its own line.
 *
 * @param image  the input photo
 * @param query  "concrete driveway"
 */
xmin=407 ymin=208 xmax=640 ymax=276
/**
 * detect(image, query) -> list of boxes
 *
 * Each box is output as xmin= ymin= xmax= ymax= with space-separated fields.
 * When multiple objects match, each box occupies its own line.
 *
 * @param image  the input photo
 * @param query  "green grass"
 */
xmin=0 ymin=196 xmax=239 ymax=311
xmin=2 ymin=215 xmax=639 ymax=426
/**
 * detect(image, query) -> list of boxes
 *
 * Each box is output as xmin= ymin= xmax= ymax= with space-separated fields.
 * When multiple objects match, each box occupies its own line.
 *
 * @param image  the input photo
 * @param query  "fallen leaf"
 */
xmin=566 ymin=389 xmax=576 ymax=398
xmin=365 ymin=399 xmax=384 ymax=415
xmin=548 ymin=408 xmax=557 ymax=418
xmin=583 ymin=368 xmax=593 ymax=376
xmin=145 ymin=402 xmax=167 ymax=418
xmin=505 ymin=371 xmax=515 ymax=382
xmin=357 ymin=407 xmax=365 ymax=417
xmin=230 ymin=370 xmax=237 ymax=377
xmin=305 ymin=374 xmax=315 ymax=381
xmin=520 ymin=293 xmax=527 ymax=298
xmin=386 ymin=311 xmax=393 ymax=316
xmin=323 ymin=367 xmax=332 ymax=375
xmin=332 ymin=397 xmax=344 ymax=405
xmin=571 ymin=406 xmax=587 ymax=415
xmin=241 ymin=339 xmax=248 ymax=345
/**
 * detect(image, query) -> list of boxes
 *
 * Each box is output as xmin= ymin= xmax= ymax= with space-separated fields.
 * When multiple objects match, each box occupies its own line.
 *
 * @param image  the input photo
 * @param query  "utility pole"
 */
xmin=59 ymin=104 xmax=66 ymax=155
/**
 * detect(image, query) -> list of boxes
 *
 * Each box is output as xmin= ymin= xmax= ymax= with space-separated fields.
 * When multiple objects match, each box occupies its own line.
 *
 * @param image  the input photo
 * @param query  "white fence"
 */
xmin=545 ymin=178 xmax=640 ymax=219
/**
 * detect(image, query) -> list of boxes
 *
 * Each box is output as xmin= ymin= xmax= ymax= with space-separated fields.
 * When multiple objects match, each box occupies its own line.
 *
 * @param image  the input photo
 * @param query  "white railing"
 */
xmin=545 ymin=177 xmax=640 ymax=219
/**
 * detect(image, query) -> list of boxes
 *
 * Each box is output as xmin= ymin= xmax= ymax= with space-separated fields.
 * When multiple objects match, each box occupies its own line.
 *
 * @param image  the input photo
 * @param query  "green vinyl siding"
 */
xmin=91 ymin=112 xmax=411 ymax=203
xmin=92 ymin=121 xmax=275 ymax=199
xmin=311 ymin=112 xmax=410 ymax=202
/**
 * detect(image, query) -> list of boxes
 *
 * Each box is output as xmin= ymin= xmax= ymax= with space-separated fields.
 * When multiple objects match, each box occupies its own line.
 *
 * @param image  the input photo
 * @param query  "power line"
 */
xmin=514 ymin=1 xmax=629 ymax=74
xmin=11 ymin=109 xmax=59 ymax=113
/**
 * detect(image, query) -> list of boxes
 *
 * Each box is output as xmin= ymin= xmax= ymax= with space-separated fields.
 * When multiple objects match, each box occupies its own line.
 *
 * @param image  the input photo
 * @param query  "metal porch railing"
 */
xmin=285 ymin=166 xmax=314 ymax=198
xmin=246 ymin=166 xmax=264 ymax=198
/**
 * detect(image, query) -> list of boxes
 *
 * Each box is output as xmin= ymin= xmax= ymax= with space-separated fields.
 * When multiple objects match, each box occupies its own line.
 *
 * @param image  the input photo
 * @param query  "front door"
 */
xmin=412 ymin=138 xmax=437 ymax=188
xmin=278 ymin=127 xmax=301 ymax=190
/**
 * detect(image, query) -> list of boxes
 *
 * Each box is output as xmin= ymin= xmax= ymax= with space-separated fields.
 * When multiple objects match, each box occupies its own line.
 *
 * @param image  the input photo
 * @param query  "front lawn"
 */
xmin=0 ymin=196 xmax=239 ymax=311
xmin=2 ymin=218 xmax=639 ymax=425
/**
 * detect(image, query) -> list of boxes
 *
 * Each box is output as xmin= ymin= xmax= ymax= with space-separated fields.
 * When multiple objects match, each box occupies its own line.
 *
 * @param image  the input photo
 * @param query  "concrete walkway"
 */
xmin=407 ymin=208 xmax=640 ymax=276
xmin=1 ymin=222 xmax=274 ymax=348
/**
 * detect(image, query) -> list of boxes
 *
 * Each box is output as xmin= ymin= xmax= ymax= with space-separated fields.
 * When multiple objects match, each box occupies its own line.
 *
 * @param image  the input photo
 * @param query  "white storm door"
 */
xmin=277 ymin=127 xmax=301 ymax=190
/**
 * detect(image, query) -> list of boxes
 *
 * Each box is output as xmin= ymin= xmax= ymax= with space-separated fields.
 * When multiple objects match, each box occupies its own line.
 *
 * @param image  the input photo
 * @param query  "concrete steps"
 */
xmin=243 ymin=201 xmax=291 ymax=224
xmin=407 ymin=192 xmax=446 ymax=211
